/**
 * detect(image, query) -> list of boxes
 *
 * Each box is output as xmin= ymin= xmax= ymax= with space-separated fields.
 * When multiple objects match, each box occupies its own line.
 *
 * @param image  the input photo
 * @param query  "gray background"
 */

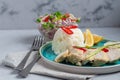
xmin=0 ymin=0 xmax=120 ymax=29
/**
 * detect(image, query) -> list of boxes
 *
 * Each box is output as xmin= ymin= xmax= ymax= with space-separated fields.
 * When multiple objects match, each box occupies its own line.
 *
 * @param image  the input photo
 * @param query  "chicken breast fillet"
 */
xmin=55 ymin=45 xmax=120 ymax=66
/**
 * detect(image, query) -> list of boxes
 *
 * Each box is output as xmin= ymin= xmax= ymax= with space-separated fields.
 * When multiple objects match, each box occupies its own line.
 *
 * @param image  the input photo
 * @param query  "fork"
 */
xmin=15 ymin=36 xmax=44 ymax=71
xmin=18 ymin=36 xmax=44 ymax=77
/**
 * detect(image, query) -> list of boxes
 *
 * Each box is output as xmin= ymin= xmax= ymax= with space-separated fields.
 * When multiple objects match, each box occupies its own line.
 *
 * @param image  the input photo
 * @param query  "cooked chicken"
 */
xmin=107 ymin=48 xmax=120 ymax=62
xmin=55 ymin=43 xmax=120 ymax=66
xmin=55 ymin=50 xmax=69 ymax=62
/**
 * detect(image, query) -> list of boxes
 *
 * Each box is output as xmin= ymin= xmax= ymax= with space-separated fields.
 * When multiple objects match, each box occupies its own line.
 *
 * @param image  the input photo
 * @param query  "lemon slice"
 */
xmin=93 ymin=34 xmax=103 ymax=44
xmin=84 ymin=29 xmax=94 ymax=47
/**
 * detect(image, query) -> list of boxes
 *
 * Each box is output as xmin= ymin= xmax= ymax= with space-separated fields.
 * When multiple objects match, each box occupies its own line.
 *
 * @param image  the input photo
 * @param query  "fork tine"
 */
xmin=32 ymin=36 xmax=37 ymax=48
xmin=41 ymin=36 xmax=45 ymax=45
xmin=15 ymin=35 xmax=42 ymax=71
xmin=32 ymin=36 xmax=36 ymax=47
xmin=17 ymin=35 xmax=45 ymax=77
xmin=34 ymin=36 xmax=43 ymax=49
xmin=38 ymin=36 xmax=42 ymax=47
xmin=37 ymin=36 xmax=41 ymax=48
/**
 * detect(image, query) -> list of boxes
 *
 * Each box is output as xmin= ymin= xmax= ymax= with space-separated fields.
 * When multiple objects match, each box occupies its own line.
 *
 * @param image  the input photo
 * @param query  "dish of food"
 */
xmin=39 ymin=41 xmax=120 ymax=74
xmin=36 ymin=11 xmax=80 ymax=41
xmin=38 ymin=11 xmax=120 ymax=74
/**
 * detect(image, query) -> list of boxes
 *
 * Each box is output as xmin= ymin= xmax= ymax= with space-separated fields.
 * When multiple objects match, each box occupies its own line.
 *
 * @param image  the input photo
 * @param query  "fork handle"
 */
xmin=15 ymin=50 xmax=32 ymax=71
xmin=19 ymin=53 xmax=40 ymax=78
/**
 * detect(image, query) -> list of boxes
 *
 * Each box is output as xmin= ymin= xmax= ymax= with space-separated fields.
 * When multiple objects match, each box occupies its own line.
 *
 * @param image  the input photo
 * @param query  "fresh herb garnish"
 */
xmin=76 ymin=18 xmax=81 ymax=23
xmin=37 ymin=11 xmax=81 ymax=29
xmin=42 ymin=22 xmax=55 ymax=29
xmin=86 ymin=42 xmax=120 ymax=59
xmin=53 ymin=11 xmax=62 ymax=18
xmin=36 ymin=18 xmax=41 ymax=23
xmin=42 ymin=23 xmax=48 ymax=29
xmin=49 ymin=15 xmax=54 ymax=20
xmin=48 ymin=22 xmax=55 ymax=29
xmin=86 ymin=46 xmax=107 ymax=59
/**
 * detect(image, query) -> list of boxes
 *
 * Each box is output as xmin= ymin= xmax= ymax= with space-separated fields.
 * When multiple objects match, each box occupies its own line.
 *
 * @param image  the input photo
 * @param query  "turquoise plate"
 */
xmin=39 ymin=40 xmax=120 ymax=74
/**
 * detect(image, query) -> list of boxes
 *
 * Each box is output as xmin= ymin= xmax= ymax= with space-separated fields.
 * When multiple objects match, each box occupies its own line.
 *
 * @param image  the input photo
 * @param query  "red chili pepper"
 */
xmin=102 ymin=48 xmax=109 ymax=53
xmin=61 ymin=27 xmax=73 ymax=35
xmin=73 ymin=46 xmax=87 ymax=53
xmin=79 ymin=48 xmax=87 ymax=53
xmin=62 ymin=18 xmax=67 ymax=20
xmin=67 ymin=25 xmax=78 ymax=29
xmin=62 ymin=13 xmax=70 ymax=20
xmin=43 ymin=16 xmax=50 ymax=22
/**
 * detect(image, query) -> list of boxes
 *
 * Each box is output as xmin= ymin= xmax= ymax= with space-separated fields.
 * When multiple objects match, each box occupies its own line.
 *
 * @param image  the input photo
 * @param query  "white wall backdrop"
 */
xmin=0 ymin=0 xmax=120 ymax=29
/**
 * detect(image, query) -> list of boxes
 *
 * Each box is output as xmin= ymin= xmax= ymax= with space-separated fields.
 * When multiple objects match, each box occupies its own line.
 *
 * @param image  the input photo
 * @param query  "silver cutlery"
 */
xmin=18 ymin=36 xmax=44 ymax=78
xmin=15 ymin=36 xmax=44 ymax=71
xmin=19 ymin=52 xmax=40 ymax=78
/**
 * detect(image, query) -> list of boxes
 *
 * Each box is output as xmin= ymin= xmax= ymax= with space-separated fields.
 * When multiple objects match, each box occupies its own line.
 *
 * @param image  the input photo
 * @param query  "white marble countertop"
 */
xmin=1 ymin=0 xmax=120 ymax=29
xmin=0 ymin=28 xmax=120 ymax=80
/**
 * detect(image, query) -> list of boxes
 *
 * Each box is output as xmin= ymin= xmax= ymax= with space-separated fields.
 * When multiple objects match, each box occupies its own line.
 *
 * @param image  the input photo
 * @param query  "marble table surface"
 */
xmin=0 ymin=28 xmax=120 ymax=80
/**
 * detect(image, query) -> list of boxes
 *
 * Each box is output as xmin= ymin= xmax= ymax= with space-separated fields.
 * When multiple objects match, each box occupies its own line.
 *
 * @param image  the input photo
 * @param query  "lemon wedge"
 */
xmin=84 ymin=29 xmax=94 ymax=47
xmin=93 ymin=34 xmax=103 ymax=44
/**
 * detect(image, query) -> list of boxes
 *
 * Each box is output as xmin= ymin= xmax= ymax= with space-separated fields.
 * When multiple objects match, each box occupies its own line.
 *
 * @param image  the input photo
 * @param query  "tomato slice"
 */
xmin=61 ymin=27 xmax=73 ymax=35
xmin=43 ymin=16 xmax=50 ymax=22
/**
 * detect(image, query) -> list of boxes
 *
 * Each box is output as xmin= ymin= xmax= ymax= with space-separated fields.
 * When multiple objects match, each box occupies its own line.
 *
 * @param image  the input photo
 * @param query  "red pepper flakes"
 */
xmin=102 ymin=48 xmax=109 ymax=53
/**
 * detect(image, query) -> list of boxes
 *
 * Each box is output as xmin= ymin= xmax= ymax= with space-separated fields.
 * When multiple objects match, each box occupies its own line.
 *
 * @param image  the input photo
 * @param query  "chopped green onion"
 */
xmin=76 ymin=18 xmax=81 ymax=23
xmin=62 ymin=15 xmax=67 ymax=18
xmin=42 ymin=23 xmax=48 ymax=29
xmin=86 ymin=42 xmax=120 ymax=59
xmin=49 ymin=15 xmax=54 ymax=20
xmin=36 ymin=18 xmax=41 ymax=23
xmin=53 ymin=11 xmax=62 ymax=18
xmin=86 ymin=46 xmax=107 ymax=59
xmin=49 ymin=23 xmax=54 ymax=29
xmin=42 ymin=22 xmax=55 ymax=29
